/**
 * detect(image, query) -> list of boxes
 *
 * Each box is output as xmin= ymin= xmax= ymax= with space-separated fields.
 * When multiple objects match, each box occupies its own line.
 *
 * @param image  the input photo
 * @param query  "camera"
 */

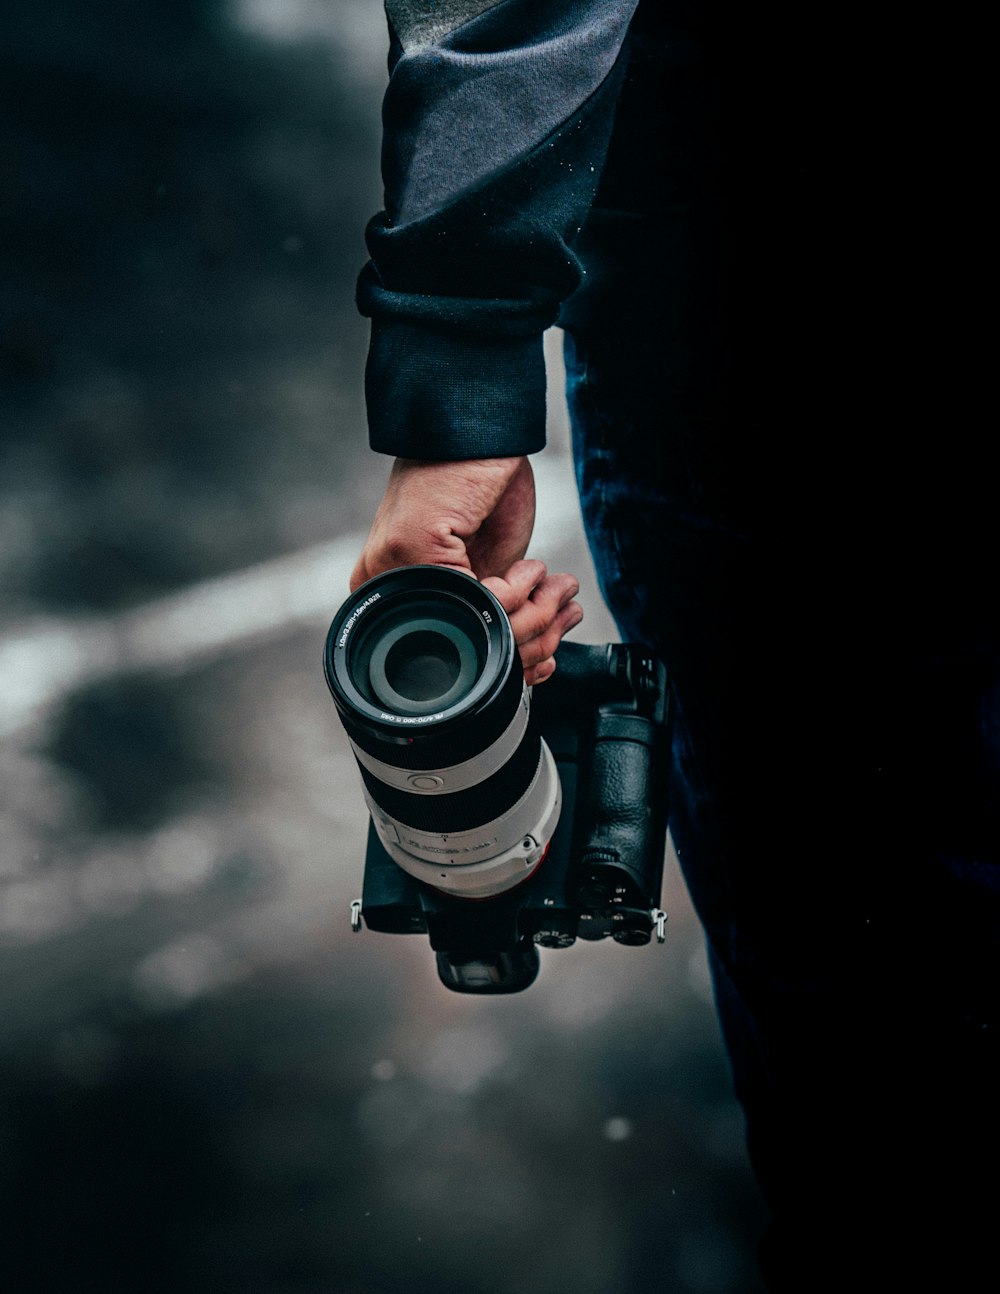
xmin=324 ymin=565 xmax=672 ymax=994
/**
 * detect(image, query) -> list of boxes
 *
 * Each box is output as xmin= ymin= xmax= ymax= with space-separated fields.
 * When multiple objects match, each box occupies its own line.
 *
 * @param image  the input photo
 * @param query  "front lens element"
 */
xmin=344 ymin=594 xmax=489 ymax=723
xmin=367 ymin=617 xmax=479 ymax=715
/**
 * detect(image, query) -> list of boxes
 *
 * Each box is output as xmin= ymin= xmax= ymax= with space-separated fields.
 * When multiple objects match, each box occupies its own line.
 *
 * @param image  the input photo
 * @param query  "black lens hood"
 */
xmin=324 ymin=566 xmax=518 ymax=759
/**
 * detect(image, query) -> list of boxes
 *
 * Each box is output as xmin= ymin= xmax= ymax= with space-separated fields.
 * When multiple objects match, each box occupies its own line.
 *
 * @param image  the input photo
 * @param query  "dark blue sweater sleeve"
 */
xmin=357 ymin=0 xmax=639 ymax=459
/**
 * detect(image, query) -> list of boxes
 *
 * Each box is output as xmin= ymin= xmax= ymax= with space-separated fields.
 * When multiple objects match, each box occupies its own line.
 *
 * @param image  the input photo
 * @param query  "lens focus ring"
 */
xmin=349 ymin=682 xmax=530 ymax=793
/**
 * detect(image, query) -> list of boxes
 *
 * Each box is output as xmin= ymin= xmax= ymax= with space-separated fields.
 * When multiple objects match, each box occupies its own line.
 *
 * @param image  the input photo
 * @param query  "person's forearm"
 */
xmin=349 ymin=4 xmax=629 ymax=676
xmin=359 ymin=0 xmax=640 ymax=460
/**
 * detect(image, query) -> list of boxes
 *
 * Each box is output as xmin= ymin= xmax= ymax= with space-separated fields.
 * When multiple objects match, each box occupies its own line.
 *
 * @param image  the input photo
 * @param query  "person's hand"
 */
xmin=350 ymin=456 xmax=583 ymax=685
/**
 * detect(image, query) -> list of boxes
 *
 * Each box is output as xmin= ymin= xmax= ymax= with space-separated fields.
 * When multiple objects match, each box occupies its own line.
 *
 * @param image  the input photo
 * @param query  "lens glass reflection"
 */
xmin=349 ymin=599 xmax=485 ymax=716
xmin=384 ymin=630 xmax=461 ymax=703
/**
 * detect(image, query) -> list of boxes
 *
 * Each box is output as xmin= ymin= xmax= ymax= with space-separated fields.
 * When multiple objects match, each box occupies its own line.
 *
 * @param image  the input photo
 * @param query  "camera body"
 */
xmin=352 ymin=638 xmax=673 ymax=994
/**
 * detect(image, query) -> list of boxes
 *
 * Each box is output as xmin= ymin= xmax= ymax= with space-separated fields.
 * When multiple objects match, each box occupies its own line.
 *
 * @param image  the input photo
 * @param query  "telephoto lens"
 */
xmin=324 ymin=566 xmax=561 ymax=899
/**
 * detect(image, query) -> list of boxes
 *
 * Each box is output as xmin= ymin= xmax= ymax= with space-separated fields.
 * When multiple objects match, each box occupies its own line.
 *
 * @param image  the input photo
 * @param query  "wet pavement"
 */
xmin=1 ymin=4 xmax=768 ymax=1290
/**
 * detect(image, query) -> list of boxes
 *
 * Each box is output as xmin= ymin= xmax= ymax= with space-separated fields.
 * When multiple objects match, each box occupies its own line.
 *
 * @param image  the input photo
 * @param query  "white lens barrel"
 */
xmin=349 ymin=684 xmax=530 ymax=795
xmin=326 ymin=567 xmax=562 ymax=902
xmin=364 ymin=739 xmax=562 ymax=899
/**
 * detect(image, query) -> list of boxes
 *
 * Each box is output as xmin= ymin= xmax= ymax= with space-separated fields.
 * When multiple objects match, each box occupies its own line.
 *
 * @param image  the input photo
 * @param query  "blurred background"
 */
xmin=1 ymin=2 xmax=768 ymax=1290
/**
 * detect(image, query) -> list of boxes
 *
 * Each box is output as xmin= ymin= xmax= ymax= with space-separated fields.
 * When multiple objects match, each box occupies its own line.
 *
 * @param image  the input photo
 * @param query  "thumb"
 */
xmin=350 ymin=527 xmax=468 ymax=592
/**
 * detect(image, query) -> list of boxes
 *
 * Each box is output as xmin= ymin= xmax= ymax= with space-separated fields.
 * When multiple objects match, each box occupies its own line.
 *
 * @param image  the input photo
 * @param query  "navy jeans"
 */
xmin=563 ymin=294 xmax=1000 ymax=1290
xmin=558 ymin=4 xmax=999 ymax=1285
xmin=564 ymin=321 xmax=1000 ymax=1287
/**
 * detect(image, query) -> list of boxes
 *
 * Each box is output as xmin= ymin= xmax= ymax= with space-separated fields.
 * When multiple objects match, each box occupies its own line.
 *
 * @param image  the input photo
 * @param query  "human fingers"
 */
xmin=524 ymin=658 xmax=557 ymax=687
xmin=350 ymin=542 xmax=467 ymax=592
xmin=464 ymin=456 xmax=536 ymax=579
xmin=483 ymin=561 xmax=582 ymax=684
xmin=351 ymin=457 xmax=533 ymax=592
xmin=349 ymin=511 xmax=469 ymax=592
xmin=480 ymin=558 xmax=547 ymax=616
xmin=516 ymin=595 xmax=584 ymax=670
xmin=482 ymin=562 xmax=579 ymax=641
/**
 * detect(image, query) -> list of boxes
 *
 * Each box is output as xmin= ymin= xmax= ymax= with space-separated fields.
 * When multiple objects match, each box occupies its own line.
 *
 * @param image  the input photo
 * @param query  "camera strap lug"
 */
xmin=651 ymin=909 xmax=667 ymax=943
xmin=350 ymin=899 xmax=363 ymax=933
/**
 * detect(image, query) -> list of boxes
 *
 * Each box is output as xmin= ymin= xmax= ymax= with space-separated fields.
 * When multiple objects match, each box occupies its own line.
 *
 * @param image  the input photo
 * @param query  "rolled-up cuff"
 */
xmin=364 ymin=318 xmax=547 ymax=460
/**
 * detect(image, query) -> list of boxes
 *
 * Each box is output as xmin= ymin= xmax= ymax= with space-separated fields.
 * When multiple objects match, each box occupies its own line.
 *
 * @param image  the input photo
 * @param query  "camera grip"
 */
xmin=576 ymin=713 xmax=670 ymax=906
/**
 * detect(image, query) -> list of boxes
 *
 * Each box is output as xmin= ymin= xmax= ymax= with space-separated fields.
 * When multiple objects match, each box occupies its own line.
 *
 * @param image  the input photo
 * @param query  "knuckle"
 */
xmin=518 ymin=641 xmax=544 ymax=668
xmin=528 ymin=660 xmax=556 ymax=686
xmin=536 ymin=626 xmax=563 ymax=657
xmin=559 ymin=601 xmax=583 ymax=629
xmin=523 ymin=605 xmax=550 ymax=637
xmin=383 ymin=535 xmax=417 ymax=569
